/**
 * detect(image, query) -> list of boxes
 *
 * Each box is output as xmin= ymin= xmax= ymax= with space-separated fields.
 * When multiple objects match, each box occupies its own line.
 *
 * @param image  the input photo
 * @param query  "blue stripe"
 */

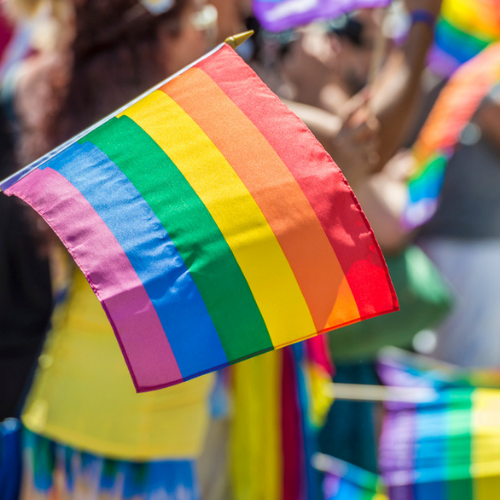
xmin=42 ymin=142 xmax=228 ymax=377
xmin=435 ymin=24 xmax=489 ymax=66
xmin=335 ymin=480 xmax=362 ymax=500
xmin=414 ymin=401 xmax=447 ymax=497
xmin=292 ymin=343 xmax=321 ymax=500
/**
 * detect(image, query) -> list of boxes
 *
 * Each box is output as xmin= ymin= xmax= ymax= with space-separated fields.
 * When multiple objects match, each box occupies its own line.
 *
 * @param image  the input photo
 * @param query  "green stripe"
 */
xmin=445 ymin=388 xmax=474 ymax=500
xmin=81 ymin=116 xmax=273 ymax=360
xmin=439 ymin=18 xmax=493 ymax=48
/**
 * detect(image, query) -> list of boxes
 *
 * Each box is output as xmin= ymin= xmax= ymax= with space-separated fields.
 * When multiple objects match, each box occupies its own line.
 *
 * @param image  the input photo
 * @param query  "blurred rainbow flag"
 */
xmin=252 ymin=0 xmax=390 ymax=33
xmin=231 ymin=337 xmax=334 ymax=500
xmin=429 ymin=0 xmax=500 ymax=76
xmin=0 ymin=43 xmax=397 ymax=392
xmin=315 ymin=454 xmax=388 ymax=500
xmin=403 ymin=42 xmax=500 ymax=229
xmin=378 ymin=350 xmax=500 ymax=500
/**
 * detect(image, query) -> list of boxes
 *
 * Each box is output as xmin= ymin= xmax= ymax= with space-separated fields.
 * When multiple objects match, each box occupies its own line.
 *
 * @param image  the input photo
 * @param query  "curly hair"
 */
xmin=16 ymin=0 xmax=187 ymax=165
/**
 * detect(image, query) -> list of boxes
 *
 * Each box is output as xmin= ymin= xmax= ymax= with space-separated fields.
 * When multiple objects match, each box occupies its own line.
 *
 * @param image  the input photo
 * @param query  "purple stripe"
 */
xmin=380 ymin=410 xmax=416 ymax=500
xmin=253 ymin=0 xmax=390 ymax=32
xmin=378 ymin=360 xmax=417 ymax=499
xmin=5 ymin=167 xmax=182 ymax=391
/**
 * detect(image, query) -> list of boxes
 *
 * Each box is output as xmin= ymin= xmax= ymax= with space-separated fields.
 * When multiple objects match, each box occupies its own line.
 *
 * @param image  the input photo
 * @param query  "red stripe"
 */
xmin=197 ymin=46 xmax=398 ymax=318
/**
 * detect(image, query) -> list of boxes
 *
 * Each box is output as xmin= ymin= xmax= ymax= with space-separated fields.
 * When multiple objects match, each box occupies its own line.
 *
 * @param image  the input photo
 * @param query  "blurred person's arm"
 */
xmin=355 ymin=151 xmax=415 ymax=253
xmin=370 ymin=0 xmax=442 ymax=169
xmin=284 ymin=98 xmax=379 ymax=190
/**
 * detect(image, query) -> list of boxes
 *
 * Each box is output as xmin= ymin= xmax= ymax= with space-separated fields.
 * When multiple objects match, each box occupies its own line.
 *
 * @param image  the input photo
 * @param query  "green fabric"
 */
xmin=328 ymin=245 xmax=453 ymax=362
xmin=445 ymin=388 xmax=473 ymax=499
xmin=83 ymin=116 xmax=273 ymax=361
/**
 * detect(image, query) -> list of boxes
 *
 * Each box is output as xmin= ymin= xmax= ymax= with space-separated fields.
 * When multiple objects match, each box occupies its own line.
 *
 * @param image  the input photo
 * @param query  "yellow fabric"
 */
xmin=22 ymin=269 xmax=214 ymax=460
xmin=121 ymin=92 xmax=316 ymax=348
xmin=307 ymin=362 xmax=334 ymax=429
xmin=230 ymin=351 xmax=282 ymax=500
xmin=471 ymin=388 xmax=500 ymax=497
xmin=441 ymin=0 xmax=500 ymax=40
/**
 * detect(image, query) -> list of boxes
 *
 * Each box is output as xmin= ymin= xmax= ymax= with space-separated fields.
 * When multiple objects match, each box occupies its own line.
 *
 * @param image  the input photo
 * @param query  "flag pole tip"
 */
xmin=225 ymin=30 xmax=254 ymax=49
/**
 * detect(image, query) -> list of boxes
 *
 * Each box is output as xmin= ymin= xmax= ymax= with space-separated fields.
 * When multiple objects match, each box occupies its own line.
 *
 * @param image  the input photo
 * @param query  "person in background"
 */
xmin=0 ymin=107 xmax=52 ymax=422
xmin=9 ymin=1 xmax=220 ymax=498
xmin=283 ymin=0 xmax=441 ymax=183
xmin=0 ymin=4 xmax=52 ymax=422
xmin=263 ymin=0 xmax=442 ymax=474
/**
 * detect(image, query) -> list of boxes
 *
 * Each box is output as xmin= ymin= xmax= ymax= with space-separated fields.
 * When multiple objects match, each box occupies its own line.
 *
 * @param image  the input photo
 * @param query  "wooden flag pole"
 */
xmin=326 ymin=382 xmax=438 ymax=403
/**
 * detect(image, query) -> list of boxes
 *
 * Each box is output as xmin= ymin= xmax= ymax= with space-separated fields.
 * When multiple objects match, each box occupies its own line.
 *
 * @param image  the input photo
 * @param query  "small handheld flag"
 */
xmin=314 ymin=454 xmax=388 ymax=500
xmin=1 ymin=41 xmax=397 ymax=392
xmin=378 ymin=350 xmax=500 ymax=500
xmin=404 ymin=42 xmax=500 ymax=229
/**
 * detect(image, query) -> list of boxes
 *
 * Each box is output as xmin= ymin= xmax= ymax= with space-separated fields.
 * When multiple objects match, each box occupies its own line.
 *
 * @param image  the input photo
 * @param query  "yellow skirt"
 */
xmin=22 ymin=269 xmax=214 ymax=461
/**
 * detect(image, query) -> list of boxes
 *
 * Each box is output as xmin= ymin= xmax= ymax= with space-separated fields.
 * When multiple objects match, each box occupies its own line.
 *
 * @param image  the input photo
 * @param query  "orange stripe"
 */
xmin=161 ymin=68 xmax=359 ymax=330
xmin=326 ymin=277 xmax=361 ymax=328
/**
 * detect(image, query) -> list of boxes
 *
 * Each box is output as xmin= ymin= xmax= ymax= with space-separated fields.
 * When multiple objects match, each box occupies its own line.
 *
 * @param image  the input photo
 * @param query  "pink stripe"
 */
xmin=6 ymin=167 xmax=182 ymax=391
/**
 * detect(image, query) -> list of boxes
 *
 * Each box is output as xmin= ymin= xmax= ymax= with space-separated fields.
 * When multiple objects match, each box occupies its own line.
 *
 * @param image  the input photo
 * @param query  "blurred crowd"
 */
xmin=1 ymin=0 xmax=500 ymax=499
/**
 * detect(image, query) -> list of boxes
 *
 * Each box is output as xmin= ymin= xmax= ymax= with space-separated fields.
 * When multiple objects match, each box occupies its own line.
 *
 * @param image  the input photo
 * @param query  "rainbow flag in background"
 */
xmin=403 ymin=42 xmax=500 ymax=229
xmin=0 ymin=44 xmax=397 ymax=392
xmin=429 ymin=0 xmax=500 ymax=77
xmin=252 ymin=0 xmax=390 ymax=33
xmin=316 ymin=454 xmax=388 ymax=500
xmin=378 ymin=350 xmax=500 ymax=500
xmin=381 ymin=388 xmax=500 ymax=500
xmin=230 ymin=338 xmax=334 ymax=500
xmin=377 ymin=347 xmax=500 ymax=393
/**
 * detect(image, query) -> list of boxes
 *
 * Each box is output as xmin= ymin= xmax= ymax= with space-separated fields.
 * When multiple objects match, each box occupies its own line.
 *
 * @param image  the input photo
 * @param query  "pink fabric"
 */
xmin=305 ymin=335 xmax=334 ymax=377
xmin=6 ymin=167 xmax=182 ymax=391
xmin=0 ymin=13 xmax=13 ymax=62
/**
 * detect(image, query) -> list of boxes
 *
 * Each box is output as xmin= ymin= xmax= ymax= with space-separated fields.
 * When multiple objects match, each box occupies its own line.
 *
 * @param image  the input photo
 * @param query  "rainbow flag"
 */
xmin=403 ymin=42 xmax=500 ymax=229
xmin=377 ymin=347 xmax=500 ymax=392
xmin=0 ymin=43 xmax=397 ymax=392
xmin=378 ymin=350 xmax=500 ymax=500
xmin=316 ymin=454 xmax=388 ymax=500
xmin=429 ymin=0 xmax=500 ymax=77
xmin=230 ymin=338 xmax=333 ymax=500
xmin=381 ymin=388 xmax=500 ymax=500
xmin=252 ymin=0 xmax=390 ymax=33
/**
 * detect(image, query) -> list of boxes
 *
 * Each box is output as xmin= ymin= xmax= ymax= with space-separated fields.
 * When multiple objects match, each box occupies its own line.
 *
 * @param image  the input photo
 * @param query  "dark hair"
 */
xmin=72 ymin=0 xmax=186 ymax=59
xmin=16 ymin=0 xmax=187 ymax=165
xmin=327 ymin=16 xmax=365 ymax=47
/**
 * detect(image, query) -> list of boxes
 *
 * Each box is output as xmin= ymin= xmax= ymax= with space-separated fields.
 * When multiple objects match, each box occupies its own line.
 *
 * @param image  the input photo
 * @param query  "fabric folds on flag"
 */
xmin=252 ymin=0 xmax=390 ymax=33
xmin=0 ymin=44 xmax=397 ymax=392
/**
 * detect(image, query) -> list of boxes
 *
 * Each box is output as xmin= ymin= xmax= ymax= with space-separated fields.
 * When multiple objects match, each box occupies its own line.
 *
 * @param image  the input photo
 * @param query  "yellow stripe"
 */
xmin=471 ymin=389 xmax=500 ymax=498
xmin=442 ymin=0 xmax=500 ymax=39
xmin=119 ymin=91 xmax=316 ymax=346
xmin=231 ymin=352 xmax=282 ymax=500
